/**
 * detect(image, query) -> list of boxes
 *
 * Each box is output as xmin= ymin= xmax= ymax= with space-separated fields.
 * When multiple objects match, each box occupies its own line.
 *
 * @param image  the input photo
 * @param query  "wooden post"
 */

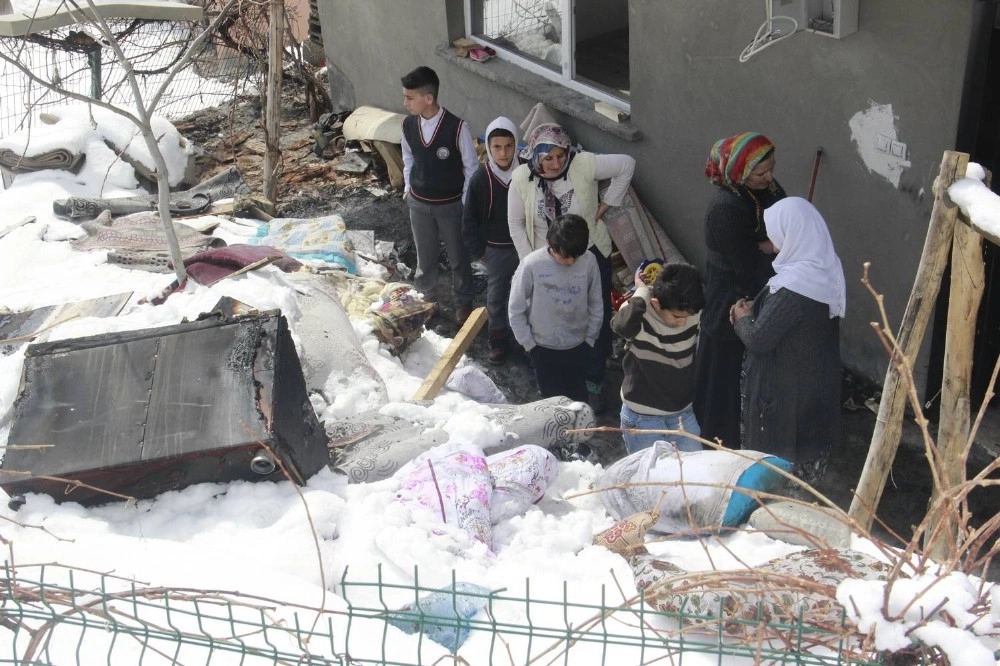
xmin=924 ymin=212 xmax=985 ymax=559
xmin=848 ymin=151 xmax=969 ymax=531
xmin=412 ymin=307 xmax=488 ymax=400
xmin=262 ymin=0 xmax=284 ymax=204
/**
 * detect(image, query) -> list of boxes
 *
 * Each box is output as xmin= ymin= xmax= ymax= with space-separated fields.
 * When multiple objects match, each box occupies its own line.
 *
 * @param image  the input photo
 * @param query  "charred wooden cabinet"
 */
xmin=1 ymin=311 xmax=329 ymax=506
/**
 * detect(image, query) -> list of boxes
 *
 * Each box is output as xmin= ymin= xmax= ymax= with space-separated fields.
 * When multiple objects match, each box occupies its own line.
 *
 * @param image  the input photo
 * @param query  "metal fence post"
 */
xmin=87 ymin=48 xmax=101 ymax=100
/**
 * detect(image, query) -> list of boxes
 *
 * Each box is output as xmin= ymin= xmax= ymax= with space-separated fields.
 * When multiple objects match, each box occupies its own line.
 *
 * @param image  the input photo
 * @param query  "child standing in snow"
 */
xmin=508 ymin=214 xmax=602 ymax=403
xmin=462 ymin=116 xmax=521 ymax=364
xmin=400 ymin=65 xmax=479 ymax=326
xmin=612 ymin=263 xmax=705 ymax=453
xmin=507 ymin=122 xmax=636 ymax=414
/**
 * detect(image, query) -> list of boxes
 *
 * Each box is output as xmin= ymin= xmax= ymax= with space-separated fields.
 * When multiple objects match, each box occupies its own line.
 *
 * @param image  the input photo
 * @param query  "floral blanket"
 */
xmin=594 ymin=509 xmax=894 ymax=641
xmin=394 ymin=443 xmax=558 ymax=552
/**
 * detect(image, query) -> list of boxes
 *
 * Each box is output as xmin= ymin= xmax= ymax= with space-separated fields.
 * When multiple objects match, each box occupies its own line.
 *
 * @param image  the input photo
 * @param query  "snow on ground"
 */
xmin=0 ymin=107 xmax=997 ymax=664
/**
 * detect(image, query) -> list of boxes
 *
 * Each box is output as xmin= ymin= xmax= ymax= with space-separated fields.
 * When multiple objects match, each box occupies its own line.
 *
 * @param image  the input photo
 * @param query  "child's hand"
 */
xmin=634 ymin=267 xmax=648 ymax=286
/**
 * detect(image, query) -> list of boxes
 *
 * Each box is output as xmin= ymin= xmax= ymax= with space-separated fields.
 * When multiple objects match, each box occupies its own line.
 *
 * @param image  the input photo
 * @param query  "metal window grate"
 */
xmin=473 ymin=0 xmax=562 ymax=68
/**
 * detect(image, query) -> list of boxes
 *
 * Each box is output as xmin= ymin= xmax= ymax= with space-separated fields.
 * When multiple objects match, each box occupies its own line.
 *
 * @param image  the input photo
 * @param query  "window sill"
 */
xmin=435 ymin=45 xmax=642 ymax=143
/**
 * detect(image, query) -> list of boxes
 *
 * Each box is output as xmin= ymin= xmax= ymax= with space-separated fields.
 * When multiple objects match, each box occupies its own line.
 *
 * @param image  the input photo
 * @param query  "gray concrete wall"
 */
xmin=629 ymin=0 xmax=973 ymax=386
xmin=318 ymin=0 xmax=975 ymax=386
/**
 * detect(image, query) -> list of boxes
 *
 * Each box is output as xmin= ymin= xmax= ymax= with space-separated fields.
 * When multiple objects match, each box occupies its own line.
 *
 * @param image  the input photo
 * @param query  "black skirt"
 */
xmin=692 ymin=333 xmax=745 ymax=449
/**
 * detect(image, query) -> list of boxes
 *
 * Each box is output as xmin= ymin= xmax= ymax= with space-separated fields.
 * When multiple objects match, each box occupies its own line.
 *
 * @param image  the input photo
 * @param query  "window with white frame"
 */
xmin=465 ymin=0 xmax=629 ymax=108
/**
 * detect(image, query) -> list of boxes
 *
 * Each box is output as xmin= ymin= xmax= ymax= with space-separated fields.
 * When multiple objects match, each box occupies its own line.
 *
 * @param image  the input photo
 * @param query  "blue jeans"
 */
xmin=620 ymin=403 xmax=702 ymax=454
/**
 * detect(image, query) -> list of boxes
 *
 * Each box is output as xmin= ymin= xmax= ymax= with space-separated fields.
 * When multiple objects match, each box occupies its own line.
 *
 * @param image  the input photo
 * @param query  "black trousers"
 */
xmin=530 ymin=342 xmax=591 ymax=403
xmin=692 ymin=333 xmax=744 ymax=448
xmin=586 ymin=246 xmax=613 ymax=385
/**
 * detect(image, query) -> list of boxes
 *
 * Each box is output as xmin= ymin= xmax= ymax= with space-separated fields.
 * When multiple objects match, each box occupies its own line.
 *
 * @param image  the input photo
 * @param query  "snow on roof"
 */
xmin=0 ymin=0 xmax=201 ymax=37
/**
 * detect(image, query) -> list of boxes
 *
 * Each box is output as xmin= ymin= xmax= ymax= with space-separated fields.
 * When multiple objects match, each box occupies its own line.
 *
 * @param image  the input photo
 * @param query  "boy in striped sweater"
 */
xmin=612 ymin=263 xmax=705 ymax=454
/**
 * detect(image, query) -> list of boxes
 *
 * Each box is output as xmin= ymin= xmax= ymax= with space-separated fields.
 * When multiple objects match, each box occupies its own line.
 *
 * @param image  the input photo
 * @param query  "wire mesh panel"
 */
xmin=334 ymin=566 xmax=892 ymax=666
xmin=0 ymin=563 xmax=351 ymax=665
xmin=470 ymin=0 xmax=563 ymax=69
xmin=0 ymin=562 xmax=903 ymax=665
xmin=0 ymin=19 xmax=257 ymax=140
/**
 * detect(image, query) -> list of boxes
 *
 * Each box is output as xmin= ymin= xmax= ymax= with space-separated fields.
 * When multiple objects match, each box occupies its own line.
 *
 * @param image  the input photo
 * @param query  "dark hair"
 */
xmin=546 ymin=214 xmax=589 ymax=259
xmin=651 ymin=263 xmax=705 ymax=313
xmin=487 ymin=127 xmax=515 ymax=143
xmin=400 ymin=66 xmax=439 ymax=98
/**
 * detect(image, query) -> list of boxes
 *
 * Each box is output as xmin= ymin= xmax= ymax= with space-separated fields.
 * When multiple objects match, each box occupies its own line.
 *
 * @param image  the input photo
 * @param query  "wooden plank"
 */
xmin=925 ymin=214 xmax=984 ymax=560
xmin=205 ymin=256 xmax=280 ymax=287
xmin=0 ymin=215 xmax=35 ymax=240
xmin=0 ymin=292 xmax=133 ymax=348
xmin=372 ymin=140 xmax=405 ymax=191
xmin=848 ymin=151 xmax=969 ymax=531
xmin=412 ymin=307 xmax=488 ymax=400
xmin=961 ymin=216 xmax=1000 ymax=248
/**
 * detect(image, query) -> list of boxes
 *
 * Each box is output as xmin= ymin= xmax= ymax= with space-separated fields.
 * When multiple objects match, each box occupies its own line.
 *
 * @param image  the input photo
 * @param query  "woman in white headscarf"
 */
xmin=730 ymin=197 xmax=845 ymax=485
xmin=507 ymin=122 xmax=635 ymax=413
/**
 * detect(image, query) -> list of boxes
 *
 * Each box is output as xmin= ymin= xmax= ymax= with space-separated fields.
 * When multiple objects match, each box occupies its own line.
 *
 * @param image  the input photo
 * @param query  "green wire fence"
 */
xmin=0 ymin=561 xmax=906 ymax=665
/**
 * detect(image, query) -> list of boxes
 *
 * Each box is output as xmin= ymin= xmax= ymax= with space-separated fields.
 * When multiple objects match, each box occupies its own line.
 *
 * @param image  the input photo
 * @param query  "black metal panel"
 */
xmin=143 ymin=320 xmax=268 ymax=460
xmin=4 ymin=337 xmax=158 ymax=476
xmin=262 ymin=315 xmax=330 ymax=483
xmin=1 ymin=311 xmax=330 ymax=506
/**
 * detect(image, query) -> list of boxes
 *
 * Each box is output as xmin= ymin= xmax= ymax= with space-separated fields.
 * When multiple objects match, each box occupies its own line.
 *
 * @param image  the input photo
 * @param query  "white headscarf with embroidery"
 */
xmin=764 ymin=197 xmax=846 ymax=318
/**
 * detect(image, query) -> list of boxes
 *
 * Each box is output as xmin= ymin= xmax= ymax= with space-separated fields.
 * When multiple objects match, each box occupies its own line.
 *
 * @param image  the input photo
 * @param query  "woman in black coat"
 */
xmin=693 ymin=132 xmax=786 ymax=449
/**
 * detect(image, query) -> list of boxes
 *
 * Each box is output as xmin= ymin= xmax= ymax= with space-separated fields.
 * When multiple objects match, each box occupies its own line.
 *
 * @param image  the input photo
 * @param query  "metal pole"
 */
xmin=806 ymin=146 xmax=823 ymax=202
xmin=87 ymin=48 xmax=102 ymax=100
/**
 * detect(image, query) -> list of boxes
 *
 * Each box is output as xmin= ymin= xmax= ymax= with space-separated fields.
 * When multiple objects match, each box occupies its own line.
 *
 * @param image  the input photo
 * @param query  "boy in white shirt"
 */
xmin=400 ymin=66 xmax=478 ymax=326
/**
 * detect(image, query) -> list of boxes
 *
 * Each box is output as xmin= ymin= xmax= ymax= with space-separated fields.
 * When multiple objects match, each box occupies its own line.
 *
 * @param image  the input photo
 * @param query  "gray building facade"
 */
xmin=318 ymin=0 xmax=985 ymax=389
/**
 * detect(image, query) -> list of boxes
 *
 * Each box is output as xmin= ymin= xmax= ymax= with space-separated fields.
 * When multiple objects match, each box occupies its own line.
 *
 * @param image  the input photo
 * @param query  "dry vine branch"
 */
xmin=0 ymin=0 xmax=242 ymax=282
xmin=558 ymin=261 xmax=999 ymax=664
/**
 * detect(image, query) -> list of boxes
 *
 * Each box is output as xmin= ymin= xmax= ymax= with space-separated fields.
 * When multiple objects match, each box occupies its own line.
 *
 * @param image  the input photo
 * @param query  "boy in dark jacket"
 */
xmin=462 ymin=116 xmax=521 ymax=363
xmin=612 ymin=263 xmax=705 ymax=454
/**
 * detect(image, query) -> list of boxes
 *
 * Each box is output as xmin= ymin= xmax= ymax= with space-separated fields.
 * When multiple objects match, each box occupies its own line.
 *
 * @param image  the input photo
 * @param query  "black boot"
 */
xmin=488 ymin=329 xmax=509 ymax=365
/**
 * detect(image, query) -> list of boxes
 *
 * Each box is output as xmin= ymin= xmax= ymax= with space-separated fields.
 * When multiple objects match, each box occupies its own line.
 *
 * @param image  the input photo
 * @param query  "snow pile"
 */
xmin=0 ymin=105 xmax=996 ymax=665
xmin=948 ymin=161 xmax=1000 ymax=240
xmin=839 ymin=571 xmax=999 ymax=665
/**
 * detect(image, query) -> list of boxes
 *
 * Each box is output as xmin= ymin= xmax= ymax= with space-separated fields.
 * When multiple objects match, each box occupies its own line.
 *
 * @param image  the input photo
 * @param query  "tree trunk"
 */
xmin=262 ymin=0 xmax=284 ymax=204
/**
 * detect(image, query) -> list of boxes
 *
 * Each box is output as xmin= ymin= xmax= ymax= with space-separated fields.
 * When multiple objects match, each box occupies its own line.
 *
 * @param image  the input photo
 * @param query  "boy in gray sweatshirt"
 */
xmin=508 ymin=214 xmax=603 ymax=403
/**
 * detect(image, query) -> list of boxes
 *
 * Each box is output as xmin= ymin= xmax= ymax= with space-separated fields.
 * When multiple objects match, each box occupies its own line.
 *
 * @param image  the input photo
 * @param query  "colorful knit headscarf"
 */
xmin=705 ymin=132 xmax=775 ymax=189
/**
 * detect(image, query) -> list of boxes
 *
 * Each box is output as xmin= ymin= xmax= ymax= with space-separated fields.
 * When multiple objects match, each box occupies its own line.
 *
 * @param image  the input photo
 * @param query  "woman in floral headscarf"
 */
xmin=693 ymin=132 xmax=786 ymax=449
xmin=507 ymin=123 xmax=635 ymax=413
